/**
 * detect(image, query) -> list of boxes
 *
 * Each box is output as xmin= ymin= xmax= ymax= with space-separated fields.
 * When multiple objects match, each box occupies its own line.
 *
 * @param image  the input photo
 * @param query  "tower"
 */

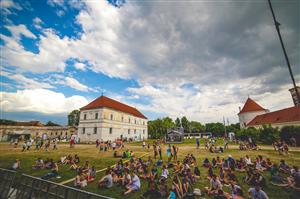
xmin=238 ymin=98 xmax=268 ymax=129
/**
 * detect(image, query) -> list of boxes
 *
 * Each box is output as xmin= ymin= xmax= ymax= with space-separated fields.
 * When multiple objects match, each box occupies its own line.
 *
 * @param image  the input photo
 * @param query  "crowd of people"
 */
xmin=7 ymin=137 xmax=299 ymax=199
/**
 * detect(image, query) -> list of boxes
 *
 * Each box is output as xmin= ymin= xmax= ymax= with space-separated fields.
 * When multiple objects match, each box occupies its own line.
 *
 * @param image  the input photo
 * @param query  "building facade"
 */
xmin=78 ymin=96 xmax=148 ymax=142
xmin=238 ymin=97 xmax=300 ymax=129
xmin=0 ymin=125 xmax=77 ymax=141
xmin=238 ymin=98 xmax=269 ymax=129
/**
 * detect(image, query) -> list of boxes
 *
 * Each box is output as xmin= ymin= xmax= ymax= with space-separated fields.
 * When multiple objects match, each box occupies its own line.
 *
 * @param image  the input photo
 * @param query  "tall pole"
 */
xmin=267 ymin=0 xmax=300 ymax=106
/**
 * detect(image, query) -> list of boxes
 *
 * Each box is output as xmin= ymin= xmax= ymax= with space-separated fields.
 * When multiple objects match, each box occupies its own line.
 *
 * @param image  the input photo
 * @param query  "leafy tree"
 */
xmin=68 ymin=110 xmax=80 ymax=126
xmin=45 ymin=121 xmax=61 ymax=126
xmin=236 ymin=127 xmax=260 ymax=141
xmin=280 ymin=126 xmax=300 ymax=146
xmin=181 ymin=116 xmax=189 ymax=132
xmin=259 ymin=125 xmax=280 ymax=144
xmin=189 ymin=121 xmax=205 ymax=132
xmin=0 ymin=119 xmax=17 ymax=125
xmin=226 ymin=123 xmax=240 ymax=133
xmin=205 ymin=122 xmax=225 ymax=137
xmin=175 ymin=117 xmax=181 ymax=128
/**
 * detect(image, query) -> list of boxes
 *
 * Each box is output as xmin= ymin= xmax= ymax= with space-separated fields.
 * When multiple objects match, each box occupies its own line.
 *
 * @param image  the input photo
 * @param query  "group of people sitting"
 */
xmin=96 ymin=139 xmax=124 ymax=152
xmin=273 ymin=140 xmax=289 ymax=155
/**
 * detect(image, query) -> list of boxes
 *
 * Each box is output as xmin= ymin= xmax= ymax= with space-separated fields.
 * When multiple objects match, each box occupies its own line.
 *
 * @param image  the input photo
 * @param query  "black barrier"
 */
xmin=0 ymin=168 xmax=16 ymax=199
xmin=0 ymin=168 xmax=113 ymax=199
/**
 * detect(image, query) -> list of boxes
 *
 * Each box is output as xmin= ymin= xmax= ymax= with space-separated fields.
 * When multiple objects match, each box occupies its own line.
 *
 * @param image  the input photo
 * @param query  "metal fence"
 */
xmin=0 ymin=168 xmax=113 ymax=199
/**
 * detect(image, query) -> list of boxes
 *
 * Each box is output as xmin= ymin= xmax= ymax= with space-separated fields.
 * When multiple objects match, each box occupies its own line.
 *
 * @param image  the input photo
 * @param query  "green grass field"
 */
xmin=0 ymin=141 xmax=299 ymax=199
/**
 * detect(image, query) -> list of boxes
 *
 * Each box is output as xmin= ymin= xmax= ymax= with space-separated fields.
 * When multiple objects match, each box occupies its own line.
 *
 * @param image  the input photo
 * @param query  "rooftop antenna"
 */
xmin=267 ymin=0 xmax=300 ymax=106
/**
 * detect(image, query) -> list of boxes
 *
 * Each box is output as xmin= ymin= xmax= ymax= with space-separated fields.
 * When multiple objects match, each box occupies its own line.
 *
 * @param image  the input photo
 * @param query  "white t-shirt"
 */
xmin=161 ymin=169 xmax=169 ymax=178
xmin=248 ymin=188 xmax=269 ymax=199
xmin=210 ymin=179 xmax=222 ymax=190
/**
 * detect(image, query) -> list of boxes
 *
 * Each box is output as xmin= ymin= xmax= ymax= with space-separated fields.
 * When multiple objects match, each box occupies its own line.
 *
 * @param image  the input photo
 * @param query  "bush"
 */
xmin=280 ymin=126 xmax=300 ymax=146
xmin=259 ymin=125 xmax=280 ymax=145
xmin=236 ymin=127 xmax=260 ymax=142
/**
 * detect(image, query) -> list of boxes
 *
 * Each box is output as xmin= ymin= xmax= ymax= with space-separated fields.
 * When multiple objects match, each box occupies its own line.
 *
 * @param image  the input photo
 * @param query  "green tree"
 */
xmin=280 ymin=126 xmax=300 ymax=146
xmin=205 ymin=122 xmax=225 ymax=136
xmin=45 ymin=121 xmax=61 ymax=126
xmin=227 ymin=123 xmax=240 ymax=133
xmin=175 ymin=117 xmax=181 ymax=128
xmin=181 ymin=116 xmax=189 ymax=132
xmin=236 ymin=127 xmax=260 ymax=141
xmin=259 ymin=125 xmax=280 ymax=144
xmin=189 ymin=121 xmax=205 ymax=132
xmin=68 ymin=110 xmax=80 ymax=126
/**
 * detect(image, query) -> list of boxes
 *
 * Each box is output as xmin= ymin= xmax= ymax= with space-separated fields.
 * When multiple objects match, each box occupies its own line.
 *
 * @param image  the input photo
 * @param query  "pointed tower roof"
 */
xmin=80 ymin=96 xmax=147 ymax=119
xmin=238 ymin=97 xmax=266 ymax=114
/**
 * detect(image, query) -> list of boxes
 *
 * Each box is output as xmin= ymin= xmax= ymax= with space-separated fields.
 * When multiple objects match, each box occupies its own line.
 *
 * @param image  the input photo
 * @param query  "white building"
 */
xmin=238 ymin=97 xmax=269 ymax=129
xmin=238 ymin=97 xmax=300 ymax=129
xmin=78 ymin=96 xmax=148 ymax=142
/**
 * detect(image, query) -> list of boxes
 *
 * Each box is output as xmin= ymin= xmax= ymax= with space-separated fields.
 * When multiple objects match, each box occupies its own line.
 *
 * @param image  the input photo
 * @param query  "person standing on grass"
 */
xmin=153 ymin=143 xmax=158 ymax=159
xmin=172 ymin=145 xmax=178 ymax=161
xmin=22 ymin=141 xmax=27 ymax=152
xmin=196 ymin=138 xmax=200 ymax=149
xmin=53 ymin=138 xmax=58 ymax=150
xmin=142 ymin=141 xmax=146 ymax=149
xmin=158 ymin=145 xmax=162 ymax=160
xmin=45 ymin=139 xmax=50 ymax=152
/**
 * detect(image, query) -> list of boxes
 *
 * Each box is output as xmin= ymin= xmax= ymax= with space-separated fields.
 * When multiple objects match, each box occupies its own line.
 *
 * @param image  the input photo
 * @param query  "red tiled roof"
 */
xmin=238 ymin=97 xmax=266 ymax=114
xmin=80 ymin=96 xmax=147 ymax=119
xmin=247 ymin=106 xmax=300 ymax=126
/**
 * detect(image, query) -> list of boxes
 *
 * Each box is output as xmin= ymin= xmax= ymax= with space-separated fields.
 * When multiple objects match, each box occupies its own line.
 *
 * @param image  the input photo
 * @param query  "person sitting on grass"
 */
xmin=248 ymin=185 xmax=269 ymax=199
xmin=113 ymin=150 xmax=122 ymax=158
xmin=278 ymin=159 xmax=289 ymax=173
xmin=44 ymin=159 xmax=54 ymax=169
xmin=158 ymin=178 xmax=168 ymax=198
xmin=203 ymin=158 xmax=211 ymax=168
xmin=74 ymin=154 xmax=80 ymax=164
xmin=219 ymin=167 xmax=225 ymax=184
xmin=12 ymin=159 xmax=21 ymax=170
xmin=287 ymin=166 xmax=300 ymax=190
xmin=269 ymin=163 xmax=288 ymax=186
xmin=205 ymin=174 xmax=223 ymax=196
xmin=244 ymin=168 xmax=256 ymax=185
xmin=41 ymin=162 xmax=59 ymax=180
xmin=121 ymin=168 xmax=131 ymax=186
xmin=236 ymin=158 xmax=246 ymax=172
xmin=32 ymin=158 xmax=44 ymax=170
xmin=253 ymin=171 xmax=266 ymax=187
xmin=74 ymin=170 xmax=87 ymax=188
xmin=244 ymin=155 xmax=253 ymax=166
xmin=225 ymin=168 xmax=237 ymax=185
xmin=224 ymin=181 xmax=243 ymax=199
xmin=141 ymin=174 xmax=161 ymax=199
xmin=124 ymin=171 xmax=141 ymax=195
xmin=174 ymin=161 xmax=183 ymax=174
xmin=168 ymin=187 xmax=177 ymax=199
xmin=82 ymin=160 xmax=90 ymax=173
xmin=98 ymin=170 xmax=113 ymax=189
xmin=193 ymin=166 xmax=201 ymax=179
xmin=207 ymin=165 xmax=214 ymax=180
xmin=255 ymin=157 xmax=266 ymax=172
xmin=87 ymin=166 xmax=96 ymax=182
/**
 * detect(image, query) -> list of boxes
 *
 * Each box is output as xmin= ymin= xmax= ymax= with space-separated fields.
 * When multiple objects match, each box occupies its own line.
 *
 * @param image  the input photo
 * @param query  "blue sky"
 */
xmin=0 ymin=0 xmax=299 ymax=125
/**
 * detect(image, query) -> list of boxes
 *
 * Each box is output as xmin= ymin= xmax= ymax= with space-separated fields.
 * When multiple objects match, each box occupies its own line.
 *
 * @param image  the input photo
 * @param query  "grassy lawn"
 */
xmin=0 ymin=141 xmax=299 ymax=199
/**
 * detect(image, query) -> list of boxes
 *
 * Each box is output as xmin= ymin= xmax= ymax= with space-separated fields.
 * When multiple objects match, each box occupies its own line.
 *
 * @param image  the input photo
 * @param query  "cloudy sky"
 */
xmin=0 ymin=0 xmax=299 ymax=125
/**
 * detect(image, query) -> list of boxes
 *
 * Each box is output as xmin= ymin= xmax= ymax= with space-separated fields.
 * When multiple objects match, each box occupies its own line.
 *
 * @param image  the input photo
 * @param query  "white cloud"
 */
xmin=65 ymin=77 xmax=89 ymax=92
xmin=33 ymin=17 xmax=43 ymax=29
xmin=74 ymin=62 xmax=86 ymax=70
xmin=1 ymin=71 xmax=53 ymax=89
xmin=0 ymin=89 xmax=88 ymax=114
xmin=0 ymin=0 xmax=22 ymax=14
xmin=0 ymin=1 xmax=298 ymax=122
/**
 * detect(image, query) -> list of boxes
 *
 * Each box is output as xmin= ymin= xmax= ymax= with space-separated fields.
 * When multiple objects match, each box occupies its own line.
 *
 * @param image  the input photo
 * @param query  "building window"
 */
xmin=128 ymin=129 xmax=130 ymax=134
xmin=84 ymin=114 xmax=87 ymax=120
xmin=50 ymin=132 xmax=53 ymax=136
xmin=129 ymin=118 xmax=131 ymax=123
xmin=143 ymin=121 xmax=145 ymax=125
xmin=109 ymin=128 xmax=113 ymax=134
xmin=134 ymin=129 xmax=136 ymax=134
xmin=143 ymin=130 xmax=145 ymax=134
xmin=135 ymin=119 xmax=136 ymax=124
xmin=95 ymin=113 xmax=98 ymax=119
xmin=94 ymin=127 xmax=97 ymax=134
xmin=110 ymin=114 xmax=113 ymax=120
xmin=60 ymin=132 xmax=63 ymax=135
xmin=65 ymin=132 xmax=68 ymax=135
xmin=82 ymin=127 xmax=85 ymax=134
xmin=121 ymin=116 xmax=124 ymax=122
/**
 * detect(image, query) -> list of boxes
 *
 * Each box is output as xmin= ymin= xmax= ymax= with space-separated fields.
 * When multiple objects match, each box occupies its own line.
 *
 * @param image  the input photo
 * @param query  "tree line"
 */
xmin=148 ymin=116 xmax=240 ymax=139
